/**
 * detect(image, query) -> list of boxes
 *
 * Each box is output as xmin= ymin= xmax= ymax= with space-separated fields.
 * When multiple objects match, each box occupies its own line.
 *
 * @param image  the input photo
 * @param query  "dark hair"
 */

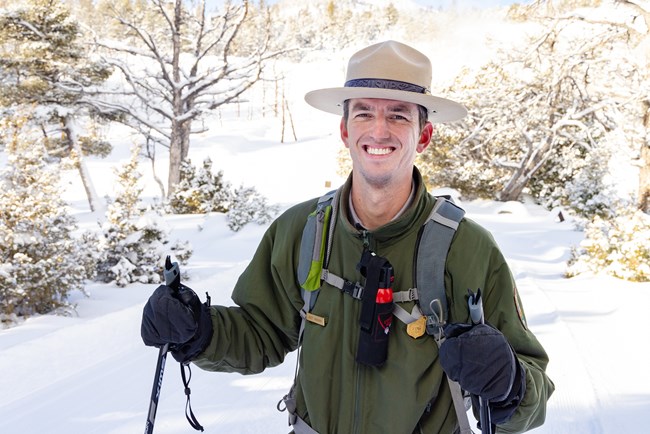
xmin=342 ymin=100 xmax=429 ymax=132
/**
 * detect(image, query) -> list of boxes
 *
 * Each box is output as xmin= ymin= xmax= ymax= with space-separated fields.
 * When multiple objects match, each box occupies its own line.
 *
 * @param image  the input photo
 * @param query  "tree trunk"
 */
xmin=168 ymin=123 xmax=183 ymax=197
xmin=499 ymin=136 xmax=553 ymax=202
xmin=167 ymin=0 xmax=185 ymax=197
xmin=499 ymin=177 xmax=529 ymax=202
xmin=640 ymin=144 xmax=650 ymax=213
xmin=63 ymin=115 xmax=103 ymax=214
xmin=143 ymin=136 xmax=166 ymax=199
xmin=640 ymin=100 xmax=650 ymax=212
xmin=180 ymin=120 xmax=191 ymax=161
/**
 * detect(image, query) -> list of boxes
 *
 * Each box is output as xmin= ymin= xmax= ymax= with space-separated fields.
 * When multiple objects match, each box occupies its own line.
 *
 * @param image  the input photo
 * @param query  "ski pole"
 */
xmin=468 ymin=289 xmax=493 ymax=434
xmin=144 ymin=256 xmax=180 ymax=434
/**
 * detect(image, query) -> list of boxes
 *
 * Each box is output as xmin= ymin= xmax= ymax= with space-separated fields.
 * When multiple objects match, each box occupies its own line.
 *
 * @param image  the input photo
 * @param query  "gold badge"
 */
xmin=407 ymin=316 xmax=427 ymax=339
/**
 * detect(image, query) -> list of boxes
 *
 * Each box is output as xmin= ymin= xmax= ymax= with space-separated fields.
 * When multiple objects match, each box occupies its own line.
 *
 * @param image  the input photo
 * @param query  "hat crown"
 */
xmin=303 ymin=40 xmax=467 ymax=123
xmin=345 ymin=40 xmax=432 ymax=91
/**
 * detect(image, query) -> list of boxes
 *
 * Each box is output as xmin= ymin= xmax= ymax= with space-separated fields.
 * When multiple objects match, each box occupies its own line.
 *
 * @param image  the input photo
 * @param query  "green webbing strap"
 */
xmin=297 ymin=191 xmax=336 ymax=292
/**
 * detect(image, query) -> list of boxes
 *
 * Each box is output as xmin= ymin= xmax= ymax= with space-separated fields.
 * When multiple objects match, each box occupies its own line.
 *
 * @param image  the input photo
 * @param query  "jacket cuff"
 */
xmin=488 ymin=360 xmax=527 ymax=424
xmin=172 ymin=303 xmax=214 ymax=364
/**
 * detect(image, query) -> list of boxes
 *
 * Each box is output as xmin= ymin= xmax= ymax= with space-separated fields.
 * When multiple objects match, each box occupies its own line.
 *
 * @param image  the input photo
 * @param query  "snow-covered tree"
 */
xmin=567 ymin=205 xmax=650 ymax=282
xmin=613 ymin=0 xmax=650 ymax=213
xmin=169 ymin=157 xmax=233 ymax=214
xmin=94 ymin=0 xmax=284 ymax=197
xmin=167 ymin=156 xmax=277 ymax=231
xmin=226 ymin=185 xmax=278 ymax=232
xmin=0 ymin=115 xmax=97 ymax=321
xmin=96 ymin=146 xmax=192 ymax=287
xmin=420 ymin=1 xmax=647 ymax=213
xmin=268 ymin=0 xmax=402 ymax=59
xmin=0 ymin=0 xmax=113 ymax=212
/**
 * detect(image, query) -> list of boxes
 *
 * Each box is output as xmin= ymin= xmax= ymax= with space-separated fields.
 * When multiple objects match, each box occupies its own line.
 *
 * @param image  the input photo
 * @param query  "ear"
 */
xmin=416 ymin=122 xmax=433 ymax=153
xmin=340 ymin=117 xmax=350 ymax=148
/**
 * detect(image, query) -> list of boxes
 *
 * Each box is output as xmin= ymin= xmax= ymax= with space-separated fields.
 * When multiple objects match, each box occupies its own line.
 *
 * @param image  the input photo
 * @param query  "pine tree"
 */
xmin=96 ymin=147 xmax=192 ymax=287
xmin=227 ymin=185 xmax=278 ymax=232
xmin=169 ymin=157 xmax=232 ymax=214
xmin=0 ymin=115 xmax=97 ymax=321
xmin=567 ymin=206 xmax=650 ymax=282
xmin=0 ymin=0 xmax=113 ymax=212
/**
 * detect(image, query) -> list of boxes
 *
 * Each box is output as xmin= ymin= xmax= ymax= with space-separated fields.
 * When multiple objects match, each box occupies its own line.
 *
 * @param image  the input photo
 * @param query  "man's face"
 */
xmin=340 ymin=98 xmax=432 ymax=189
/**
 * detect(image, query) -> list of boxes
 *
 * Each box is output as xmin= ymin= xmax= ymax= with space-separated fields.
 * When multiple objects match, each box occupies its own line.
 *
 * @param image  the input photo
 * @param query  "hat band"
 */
xmin=344 ymin=78 xmax=430 ymax=95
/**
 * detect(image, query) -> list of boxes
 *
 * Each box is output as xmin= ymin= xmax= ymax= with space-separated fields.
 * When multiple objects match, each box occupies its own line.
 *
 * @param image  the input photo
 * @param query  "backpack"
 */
xmin=280 ymin=188 xmax=474 ymax=434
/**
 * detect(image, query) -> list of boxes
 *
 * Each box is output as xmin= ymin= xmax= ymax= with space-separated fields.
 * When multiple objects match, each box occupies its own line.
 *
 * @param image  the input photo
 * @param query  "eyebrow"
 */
xmin=350 ymin=101 xmax=414 ymax=114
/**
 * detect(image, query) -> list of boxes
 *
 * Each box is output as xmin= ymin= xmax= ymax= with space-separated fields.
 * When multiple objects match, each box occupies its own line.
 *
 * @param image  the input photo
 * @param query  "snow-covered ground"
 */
xmin=1 ymin=105 xmax=649 ymax=433
xmin=1 ymin=5 xmax=650 ymax=432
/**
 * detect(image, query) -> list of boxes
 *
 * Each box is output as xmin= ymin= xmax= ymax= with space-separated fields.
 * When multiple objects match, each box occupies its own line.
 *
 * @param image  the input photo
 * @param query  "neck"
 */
xmin=350 ymin=175 xmax=413 ymax=230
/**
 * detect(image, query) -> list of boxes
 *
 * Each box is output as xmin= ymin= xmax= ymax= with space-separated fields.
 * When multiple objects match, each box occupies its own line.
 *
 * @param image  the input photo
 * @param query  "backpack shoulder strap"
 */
xmin=281 ymin=190 xmax=338 ymax=433
xmin=392 ymin=195 xmax=465 ymax=336
xmin=406 ymin=195 xmax=471 ymax=434
xmin=296 ymin=189 xmax=338 ymax=336
xmin=417 ymin=195 xmax=465 ymax=335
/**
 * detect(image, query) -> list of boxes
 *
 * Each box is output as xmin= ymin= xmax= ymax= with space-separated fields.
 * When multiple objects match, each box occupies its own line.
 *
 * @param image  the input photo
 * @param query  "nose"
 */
xmin=370 ymin=116 xmax=390 ymax=141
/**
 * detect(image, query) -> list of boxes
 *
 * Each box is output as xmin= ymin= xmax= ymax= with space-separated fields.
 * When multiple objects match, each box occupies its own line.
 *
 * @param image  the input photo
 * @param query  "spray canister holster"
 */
xmin=356 ymin=250 xmax=394 ymax=367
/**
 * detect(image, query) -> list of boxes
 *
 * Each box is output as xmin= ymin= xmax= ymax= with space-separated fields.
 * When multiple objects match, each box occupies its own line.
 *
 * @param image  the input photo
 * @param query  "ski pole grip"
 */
xmin=468 ymin=288 xmax=484 ymax=325
xmin=164 ymin=255 xmax=181 ymax=290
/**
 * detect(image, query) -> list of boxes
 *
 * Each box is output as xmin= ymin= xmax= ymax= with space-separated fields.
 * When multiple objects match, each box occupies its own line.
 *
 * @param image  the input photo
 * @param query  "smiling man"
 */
xmin=141 ymin=41 xmax=554 ymax=434
xmin=340 ymin=98 xmax=431 ymax=229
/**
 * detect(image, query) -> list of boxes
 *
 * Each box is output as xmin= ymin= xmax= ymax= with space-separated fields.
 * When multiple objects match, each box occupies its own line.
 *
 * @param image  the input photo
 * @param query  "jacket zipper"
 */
xmin=353 ymin=363 xmax=363 ymax=434
xmin=353 ymin=227 xmax=371 ymax=434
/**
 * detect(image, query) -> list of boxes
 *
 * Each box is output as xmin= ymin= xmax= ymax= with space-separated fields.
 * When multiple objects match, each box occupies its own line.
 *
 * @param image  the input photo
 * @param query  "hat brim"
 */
xmin=305 ymin=87 xmax=467 ymax=123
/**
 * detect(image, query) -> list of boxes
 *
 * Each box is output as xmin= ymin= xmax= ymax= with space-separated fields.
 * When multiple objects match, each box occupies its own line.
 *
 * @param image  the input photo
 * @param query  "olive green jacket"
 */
xmin=194 ymin=169 xmax=554 ymax=434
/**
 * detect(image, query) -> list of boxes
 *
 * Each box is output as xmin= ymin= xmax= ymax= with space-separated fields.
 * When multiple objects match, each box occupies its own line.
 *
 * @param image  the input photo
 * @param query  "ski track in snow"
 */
xmin=468 ymin=201 xmax=650 ymax=434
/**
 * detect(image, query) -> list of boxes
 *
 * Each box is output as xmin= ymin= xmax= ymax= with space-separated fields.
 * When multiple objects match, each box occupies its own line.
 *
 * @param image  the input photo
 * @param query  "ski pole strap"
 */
xmin=180 ymin=363 xmax=204 ymax=432
xmin=434 ymin=334 xmax=473 ymax=434
xmin=448 ymin=378 xmax=474 ymax=434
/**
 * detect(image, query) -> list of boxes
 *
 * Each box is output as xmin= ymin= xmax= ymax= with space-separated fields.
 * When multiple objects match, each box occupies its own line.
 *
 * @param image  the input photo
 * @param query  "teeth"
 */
xmin=366 ymin=147 xmax=392 ymax=155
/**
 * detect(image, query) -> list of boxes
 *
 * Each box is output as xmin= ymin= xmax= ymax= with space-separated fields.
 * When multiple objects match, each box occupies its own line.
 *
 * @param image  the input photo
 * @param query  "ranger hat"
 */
xmin=304 ymin=40 xmax=467 ymax=123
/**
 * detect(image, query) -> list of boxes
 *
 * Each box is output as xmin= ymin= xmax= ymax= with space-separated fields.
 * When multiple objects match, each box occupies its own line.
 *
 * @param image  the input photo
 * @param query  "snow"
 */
xmin=1 ymin=4 xmax=650 ymax=434
xmin=2 ymin=113 xmax=649 ymax=434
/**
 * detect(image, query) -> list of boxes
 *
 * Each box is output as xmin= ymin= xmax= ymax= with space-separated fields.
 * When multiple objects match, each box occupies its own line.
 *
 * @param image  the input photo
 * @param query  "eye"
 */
xmin=390 ymin=114 xmax=410 ymax=122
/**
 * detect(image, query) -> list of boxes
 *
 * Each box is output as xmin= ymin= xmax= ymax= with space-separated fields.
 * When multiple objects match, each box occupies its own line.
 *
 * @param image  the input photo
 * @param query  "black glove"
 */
xmin=439 ymin=323 xmax=526 ymax=424
xmin=141 ymin=284 xmax=213 ymax=364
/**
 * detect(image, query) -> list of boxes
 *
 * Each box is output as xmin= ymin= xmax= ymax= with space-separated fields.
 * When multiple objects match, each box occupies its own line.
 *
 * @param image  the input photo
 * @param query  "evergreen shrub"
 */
xmin=96 ymin=148 xmax=192 ymax=287
xmin=0 ymin=116 xmax=97 ymax=321
xmin=169 ymin=157 xmax=278 ymax=232
xmin=567 ymin=206 xmax=650 ymax=282
xmin=169 ymin=158 xmax=232 ymax=214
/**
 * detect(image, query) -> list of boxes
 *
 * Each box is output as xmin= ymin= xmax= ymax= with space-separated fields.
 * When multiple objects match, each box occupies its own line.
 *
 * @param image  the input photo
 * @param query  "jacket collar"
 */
xmin=337 ymin=167 xmax=433 ymax=246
